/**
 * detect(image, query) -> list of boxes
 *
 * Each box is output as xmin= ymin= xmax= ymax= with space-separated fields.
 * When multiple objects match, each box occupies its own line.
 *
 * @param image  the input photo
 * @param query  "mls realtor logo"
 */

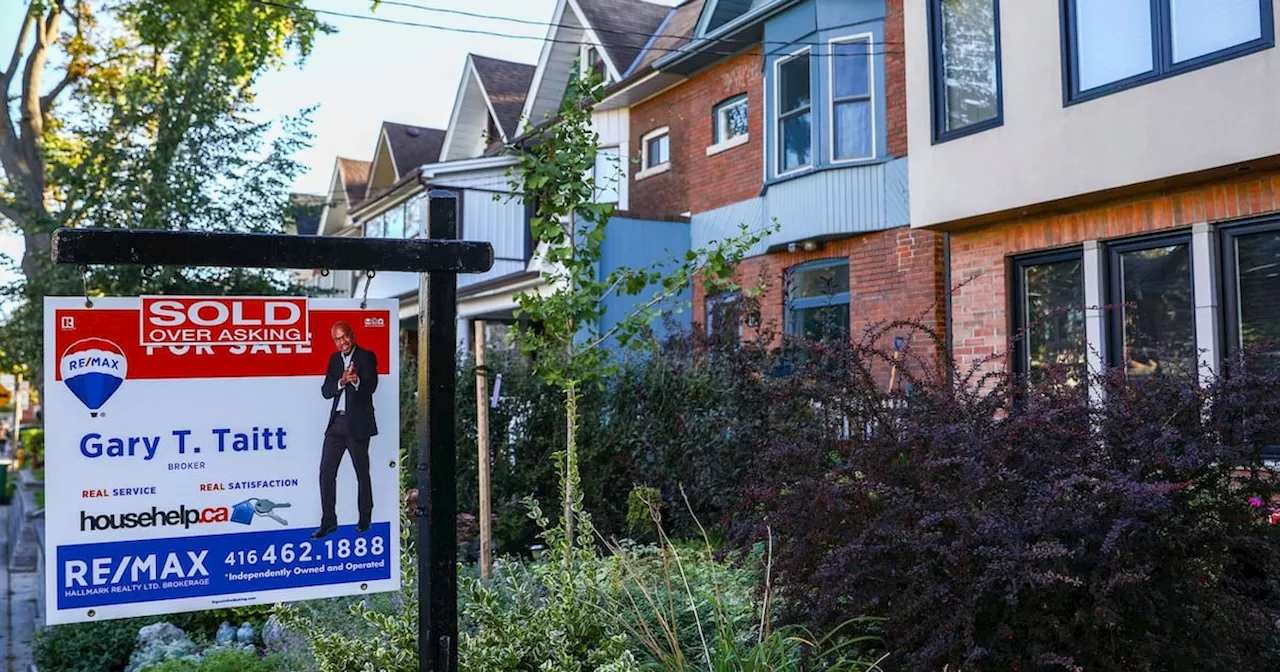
xmin=60 ymin=338 xmax=127 ymax=416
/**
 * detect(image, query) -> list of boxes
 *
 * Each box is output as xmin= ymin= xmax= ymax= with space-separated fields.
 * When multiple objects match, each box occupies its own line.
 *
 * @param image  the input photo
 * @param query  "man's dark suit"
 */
xmin=319 ymin=345 xmax=379 ymax=528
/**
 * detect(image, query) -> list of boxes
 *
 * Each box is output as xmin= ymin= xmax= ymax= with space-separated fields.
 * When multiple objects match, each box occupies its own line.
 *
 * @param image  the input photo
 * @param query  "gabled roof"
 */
xmin=630 ymin=0 xmax=705 ymax=75
xmin=336 ymin=157 xmax=371 ymax=207
xmin=470 ymin=55 xmax=536 ymax=139
xmin=440 ymin=54 xmax=536 ymax=162
xmin=695 ymin=0 xmax=754 ymax=37
xmin=576 ymin=0 xmax=672 ymax=76
xmin=522 ymin=0 xmax=674 ymax=125
xmin=382 ymin=122 xmax=446 ymax=176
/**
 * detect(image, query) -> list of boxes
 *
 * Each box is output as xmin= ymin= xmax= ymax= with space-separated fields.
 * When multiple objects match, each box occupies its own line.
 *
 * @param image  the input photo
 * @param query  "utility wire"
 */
xmin=361 ymin=0 xmax=905 ymax=51
xmin=251 ymin=0 xmax=906 ymax=57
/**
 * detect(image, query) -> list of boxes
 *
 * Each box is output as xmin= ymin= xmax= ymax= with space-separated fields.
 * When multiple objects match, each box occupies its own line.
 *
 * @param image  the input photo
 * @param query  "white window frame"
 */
xmin=580 ymin=42 xmax=609 ymax=84
xmin=592 ymin=145 xmax=622 ymax=204
xmin=637 ymin=127 xmax=672 ymax=181
xmin=829 ymin=33 xmax=877 ymax=164
xmin=708 ymin=95 xmax=750 ymax=156
xmin=774 ymin=47 xmax=813 ymax=178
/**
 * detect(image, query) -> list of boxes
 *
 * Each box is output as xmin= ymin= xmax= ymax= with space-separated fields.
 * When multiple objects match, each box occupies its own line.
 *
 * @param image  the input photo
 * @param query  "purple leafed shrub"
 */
xmin=743 ymin=325 xmax=1280 ymax=671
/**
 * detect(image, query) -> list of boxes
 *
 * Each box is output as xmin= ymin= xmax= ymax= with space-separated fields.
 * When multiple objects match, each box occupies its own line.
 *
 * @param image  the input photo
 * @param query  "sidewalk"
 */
xmin=1 ymin=504 xmax=38 ymax=672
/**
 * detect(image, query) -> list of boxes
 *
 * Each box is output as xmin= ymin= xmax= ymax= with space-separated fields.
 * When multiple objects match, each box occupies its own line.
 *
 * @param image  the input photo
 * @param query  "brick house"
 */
xmin=905 ymin=0 xmax=1280 ymax=397
xmin=597 ymin=0 xmax=946 ymax=354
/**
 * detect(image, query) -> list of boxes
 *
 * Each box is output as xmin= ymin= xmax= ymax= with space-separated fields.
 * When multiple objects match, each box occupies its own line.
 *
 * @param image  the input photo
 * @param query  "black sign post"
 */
xmin=51 ymin=188 xmax=486 ymax=672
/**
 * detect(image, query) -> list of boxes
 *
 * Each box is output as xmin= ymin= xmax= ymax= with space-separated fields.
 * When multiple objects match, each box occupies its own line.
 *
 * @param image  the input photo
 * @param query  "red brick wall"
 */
xmin=627 ymin=48 xmax=764 ymax=220
xmin=884 ymin=0 xmax=907 ymax=158
xmin=692 ymin=227 xmax=946 ymax=354
xmin=950 ymin=168 xmax=1280 ymax=374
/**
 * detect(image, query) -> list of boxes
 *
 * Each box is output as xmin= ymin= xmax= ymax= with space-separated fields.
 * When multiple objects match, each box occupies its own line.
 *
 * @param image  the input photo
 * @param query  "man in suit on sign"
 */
xmin=313 ymin=320 xmax=379 ymax=539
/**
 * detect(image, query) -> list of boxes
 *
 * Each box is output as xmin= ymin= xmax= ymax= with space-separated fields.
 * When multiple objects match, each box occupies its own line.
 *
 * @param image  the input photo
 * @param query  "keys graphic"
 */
xmin=254 ymin=498 xmax=291 ymax=525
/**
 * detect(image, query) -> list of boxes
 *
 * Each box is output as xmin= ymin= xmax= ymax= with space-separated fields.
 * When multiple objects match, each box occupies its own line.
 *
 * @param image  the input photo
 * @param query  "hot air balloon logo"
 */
xmin=60 ymin=338 xmax=128 ymax=416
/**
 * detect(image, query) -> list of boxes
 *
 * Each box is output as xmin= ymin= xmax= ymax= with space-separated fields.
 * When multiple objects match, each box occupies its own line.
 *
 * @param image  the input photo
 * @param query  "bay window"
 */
xmin=831 ymin=36 xmax=874 ymax=161
xmin=776 ymin=49 xmax=812 ymax=174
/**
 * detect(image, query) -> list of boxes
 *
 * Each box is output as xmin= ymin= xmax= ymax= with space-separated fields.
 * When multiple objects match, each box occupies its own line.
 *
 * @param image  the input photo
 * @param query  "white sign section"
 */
xmin=43 ymin=297 xmax=401 ymax=624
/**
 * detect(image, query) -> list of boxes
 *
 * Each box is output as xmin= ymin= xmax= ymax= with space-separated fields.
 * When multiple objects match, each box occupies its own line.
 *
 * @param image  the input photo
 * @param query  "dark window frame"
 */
xmin=1009 ymin=247 xmax=1086 ymax=379
xmin=705 ymin=290 xmax=743 ymax=346
xmin=1105 ymin=230 xmax=1197 ymax=372
xmin=1219 ymin=217 xmax=1280 ymax=460
xmin=713 ymin=94 xmax=749 ymax=145
xmin=1060 ymin=0 xmax=1275 ymax=105
xmin=927 ymin=0 xmax=1005 ymax=143
xmin=1221 ymin=216 xmax=1280 ymax=354
xmin=785 ymin=258 xmax=852 ymax=339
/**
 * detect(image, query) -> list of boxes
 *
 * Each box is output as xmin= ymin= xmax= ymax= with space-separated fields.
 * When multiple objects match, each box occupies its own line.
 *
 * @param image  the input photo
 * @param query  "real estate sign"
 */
xmin=43 ymin=296 xmax=401 ymax=625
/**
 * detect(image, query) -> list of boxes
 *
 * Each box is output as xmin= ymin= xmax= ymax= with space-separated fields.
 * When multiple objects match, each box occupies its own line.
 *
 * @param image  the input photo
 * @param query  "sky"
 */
xmin=0 ymin=0 xmax=677 ymax=290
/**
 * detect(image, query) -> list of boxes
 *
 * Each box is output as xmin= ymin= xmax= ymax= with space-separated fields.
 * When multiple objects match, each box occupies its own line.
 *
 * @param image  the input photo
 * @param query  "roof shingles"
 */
xmin=336 ymin=157 xmax=371 ymax=207
xmin=577 ymin=0 xmax=673 ymax=77
xmin=470 ymin=55 xmax=536 ymax=139
xmin=382 ymin=122 xmax=446 ymax=175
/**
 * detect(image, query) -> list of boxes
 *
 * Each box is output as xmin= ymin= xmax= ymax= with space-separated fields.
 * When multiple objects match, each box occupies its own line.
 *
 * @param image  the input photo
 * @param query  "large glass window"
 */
xmin=405 ymin=194 xmax=426 ymax=239
xmin=1012 ymin=251 xmax=1087 ymax=385
xmin=1109 ymin=236 xmax=1196 ymax=377
xmin=786 ymin=259 xmax=850 ymax=341
xmin=593 ymin=146 xmax=621 ymax=203
xmin=713 ymin=95 xmax=749 ymax=145
xmin=365 ymin=215 xmax=384 ymax=238
xmin=384 ymin=204 xmax=405 ymax=239
xmin=1225 ymin=223 xmax=1280 ymax=352
xmin=705 ymin=291 xmax=742 ymax=346
xmin=929 ymin=0 xmax=1001 ymax=141
xmin=776 ymin=50 xmax=812 ymax=174
xmin=1065 ymin=0 xmax=1272 ymax=102
xmin=831 ymin=36 xmax=873 ymax=161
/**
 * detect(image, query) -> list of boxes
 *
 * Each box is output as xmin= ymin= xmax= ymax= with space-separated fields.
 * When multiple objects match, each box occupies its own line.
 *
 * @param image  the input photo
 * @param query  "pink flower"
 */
xmin=1249 ymin=496 xmax=1265 ymax=508
xmin=1269 ymin=511 xmax=1280 ymax=526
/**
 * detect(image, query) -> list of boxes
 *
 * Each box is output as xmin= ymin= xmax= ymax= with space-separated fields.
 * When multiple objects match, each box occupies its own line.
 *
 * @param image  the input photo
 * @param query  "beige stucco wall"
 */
xmin=906 ymin=0 xmax=1280 ymax=228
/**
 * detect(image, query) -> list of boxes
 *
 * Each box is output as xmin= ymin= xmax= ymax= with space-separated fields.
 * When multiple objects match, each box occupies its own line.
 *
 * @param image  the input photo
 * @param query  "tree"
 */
xmin=509 ymin=69 xmax=769 ymax=551
xmin=0 ymin=0 xmax=328 ymax=371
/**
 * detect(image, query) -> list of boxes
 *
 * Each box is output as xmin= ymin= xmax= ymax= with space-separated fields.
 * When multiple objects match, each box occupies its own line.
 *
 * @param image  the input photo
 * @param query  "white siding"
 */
xmin=592 ymin=108 xmax=631 ymax=209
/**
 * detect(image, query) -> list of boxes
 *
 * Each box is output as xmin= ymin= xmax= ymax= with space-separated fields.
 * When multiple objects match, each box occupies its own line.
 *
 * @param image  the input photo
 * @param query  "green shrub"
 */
xmin=34 ymin=608 xmax=273 ymax=672
xmin=143 ymin=647 xmax=282 ymax=672
xmin=20 ymin=427 xmax=44 ymax=467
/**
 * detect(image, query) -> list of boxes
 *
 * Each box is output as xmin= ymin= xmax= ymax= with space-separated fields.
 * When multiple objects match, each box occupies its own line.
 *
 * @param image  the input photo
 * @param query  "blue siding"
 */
xmin=690 ymin=159 xmax=909 ymax=256
xmin=763 ymin=0 xmax=890 ymax=184
xmin=691 ymin=198 xmax=767 ymax=257
xmin=596 ymin=217 xmax=693 ymax=346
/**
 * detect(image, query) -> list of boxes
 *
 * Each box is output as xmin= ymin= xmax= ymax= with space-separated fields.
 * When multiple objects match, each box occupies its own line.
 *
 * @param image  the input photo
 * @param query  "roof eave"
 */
xmin=652 ymin=0 xmax=797 ymax=73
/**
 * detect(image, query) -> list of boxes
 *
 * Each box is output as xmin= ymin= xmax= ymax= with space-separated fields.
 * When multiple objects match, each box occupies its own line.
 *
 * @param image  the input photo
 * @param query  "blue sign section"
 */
xmin=56 ymin=523 xmax=392 ymax=609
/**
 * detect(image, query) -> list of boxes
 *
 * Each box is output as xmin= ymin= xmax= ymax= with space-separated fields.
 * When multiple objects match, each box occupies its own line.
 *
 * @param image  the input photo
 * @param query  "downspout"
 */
xmin=942 ymin=231 xmax=954 ymax=385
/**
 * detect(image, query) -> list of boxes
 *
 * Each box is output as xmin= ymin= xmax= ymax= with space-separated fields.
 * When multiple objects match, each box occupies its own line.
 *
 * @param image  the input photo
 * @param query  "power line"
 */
xmin=361 ymin=0 xmax=906 ymax=52
xmin=251 ymin=0 xmax=906 ymax=58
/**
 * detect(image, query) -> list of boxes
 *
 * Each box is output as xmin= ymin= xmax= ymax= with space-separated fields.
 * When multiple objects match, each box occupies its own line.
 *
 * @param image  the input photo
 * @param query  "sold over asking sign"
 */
xmin=43 ymin=296 xmax=401 ymax=624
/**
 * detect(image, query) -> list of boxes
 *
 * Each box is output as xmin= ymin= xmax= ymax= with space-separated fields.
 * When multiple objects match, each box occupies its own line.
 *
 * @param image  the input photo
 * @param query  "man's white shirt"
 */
xmin=337 ymin=350 xmax=359 ymax=413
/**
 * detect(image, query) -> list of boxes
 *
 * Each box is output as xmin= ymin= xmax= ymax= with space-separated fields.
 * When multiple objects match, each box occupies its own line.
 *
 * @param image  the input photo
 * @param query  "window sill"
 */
xmin=635 ymin=163 xmax=671 ymax=181
xmin=766 ymin=156 xmax=892 ymax=188
xmin=705 ymin=134 xmax=749 ymax=156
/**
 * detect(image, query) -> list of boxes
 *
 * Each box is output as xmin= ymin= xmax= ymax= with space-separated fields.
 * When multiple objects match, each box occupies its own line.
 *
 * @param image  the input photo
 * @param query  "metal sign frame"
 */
xmin=50 ymin=189 xmax=482 ymax=672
